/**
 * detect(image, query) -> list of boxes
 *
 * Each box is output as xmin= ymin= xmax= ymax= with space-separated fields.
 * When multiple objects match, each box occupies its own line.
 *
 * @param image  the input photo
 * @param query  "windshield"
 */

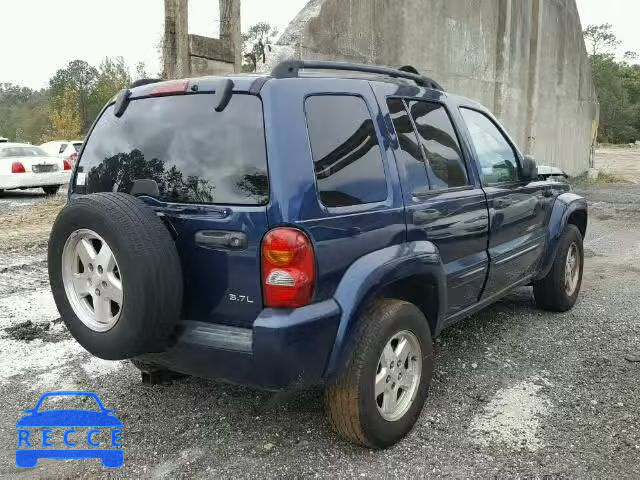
xmin=76 ymin=94 xmax=269 ymax=205
xmin=0 ymin=146 xmax=48 ymax=157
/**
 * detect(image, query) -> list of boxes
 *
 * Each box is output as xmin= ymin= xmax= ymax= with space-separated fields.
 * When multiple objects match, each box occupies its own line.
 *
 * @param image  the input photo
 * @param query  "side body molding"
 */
xmin=324 ymin=241 xmax=446 ymax=380
xmin=535 ymin=192 xmax=588 ymax=280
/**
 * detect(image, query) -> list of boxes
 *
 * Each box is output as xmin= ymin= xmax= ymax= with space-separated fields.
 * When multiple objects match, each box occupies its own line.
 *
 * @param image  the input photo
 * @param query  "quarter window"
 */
xmin=387 ymin=98 xmax=430 ymax=195
xmin=461 ymin=108 xmax=520 ymax=184
xmin=406 ymin=101 xmax=468 ymax=190
xmin=305 ymin=95 xmax=387 ymax=208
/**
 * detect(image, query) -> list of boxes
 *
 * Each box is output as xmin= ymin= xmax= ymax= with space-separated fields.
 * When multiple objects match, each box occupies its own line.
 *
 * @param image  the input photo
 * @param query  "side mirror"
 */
xmin=521 ymin=155 xmax=538 ymax=182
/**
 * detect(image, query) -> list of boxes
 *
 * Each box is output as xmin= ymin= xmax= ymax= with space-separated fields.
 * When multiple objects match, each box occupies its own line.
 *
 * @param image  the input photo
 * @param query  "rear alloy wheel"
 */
xmin=43 ymin=185 xmax=60 ymax=195
xmin=325 ymin=299 xmax=433 ymax=448
xmin=375 ymin=330 xmax=422 ymax=422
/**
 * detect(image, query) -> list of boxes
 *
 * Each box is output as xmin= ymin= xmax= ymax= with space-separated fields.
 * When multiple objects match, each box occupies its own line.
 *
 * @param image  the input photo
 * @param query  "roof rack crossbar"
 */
xmin=271 ymin=60 xmax=444 ymax=91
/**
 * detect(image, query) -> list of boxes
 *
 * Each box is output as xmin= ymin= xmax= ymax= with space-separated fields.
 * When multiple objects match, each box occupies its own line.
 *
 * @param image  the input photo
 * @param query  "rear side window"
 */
xmin=406 ymin=101 xmax=468 ymax=190
xmin=305 ymin=95 xmax=387 ymax=208
xmin=76 ymin=94 xmax=268 ymax=205
xmin=72 ymin=143 xmax=83 ymax=152
xmin=58 ymin=143 xmax=68 ymax=154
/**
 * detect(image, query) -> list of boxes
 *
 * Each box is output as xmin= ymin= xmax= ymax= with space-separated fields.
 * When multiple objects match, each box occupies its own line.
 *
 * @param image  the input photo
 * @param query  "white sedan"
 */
xmin=0 ymin=143 xmax=72 ymax=195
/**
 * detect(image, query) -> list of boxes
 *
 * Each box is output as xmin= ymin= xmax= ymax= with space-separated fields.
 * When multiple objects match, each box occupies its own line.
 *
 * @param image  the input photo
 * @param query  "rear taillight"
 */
xmin=63 ymin=159 xmax=72 ymax=170
xmin=261 ymin=227 xmax=315 ymax=308
xmin=11 ymin=162 xmax=25 ymax=173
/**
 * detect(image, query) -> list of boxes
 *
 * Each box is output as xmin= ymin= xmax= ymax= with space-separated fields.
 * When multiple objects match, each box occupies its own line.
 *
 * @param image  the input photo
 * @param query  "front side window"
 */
xmin=305 ymin=95 xmax=387 ymax=208
xmin=461 ymin=108 xmax=520 ymax=184
xmin=77 ymin=94 xmax=269 ymax=205
xmin=407 ymin=101 xmax=469 ymax=190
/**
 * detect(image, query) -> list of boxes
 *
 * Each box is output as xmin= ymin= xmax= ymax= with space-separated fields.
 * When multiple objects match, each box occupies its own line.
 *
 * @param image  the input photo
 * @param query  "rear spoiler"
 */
xmin=113 ymin=78 xmax=234 ymax=118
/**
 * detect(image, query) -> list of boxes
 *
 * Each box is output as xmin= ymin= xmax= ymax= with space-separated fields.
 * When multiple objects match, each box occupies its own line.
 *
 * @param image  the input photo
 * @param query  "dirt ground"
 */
xmin=594 ymin=145 xmax=640 ymax=183
xmin=0 ymin=152 xmax=639 ymax=478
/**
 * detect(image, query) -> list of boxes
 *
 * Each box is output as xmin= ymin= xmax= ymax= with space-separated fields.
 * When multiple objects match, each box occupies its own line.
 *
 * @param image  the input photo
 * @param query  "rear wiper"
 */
xmin=137 ymin=195 xmax=229 ymax=217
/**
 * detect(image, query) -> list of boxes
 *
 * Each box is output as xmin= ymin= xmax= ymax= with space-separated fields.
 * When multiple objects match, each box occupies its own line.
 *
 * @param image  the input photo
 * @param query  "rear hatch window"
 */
xmin=75 ymin=94 xmax=269 ymax=205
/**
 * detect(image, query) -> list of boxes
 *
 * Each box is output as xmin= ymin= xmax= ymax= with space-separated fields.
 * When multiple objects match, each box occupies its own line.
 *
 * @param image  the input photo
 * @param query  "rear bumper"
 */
xmin=0 ymin=172 xmax=71 ymax=190
xmin=139 ymin=299 xmax=341 ymax=389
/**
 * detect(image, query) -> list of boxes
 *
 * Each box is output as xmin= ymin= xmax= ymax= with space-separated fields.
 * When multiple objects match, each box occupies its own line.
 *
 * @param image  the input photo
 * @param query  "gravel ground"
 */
xmin=0 ymin=183 xmax=639 ymax=478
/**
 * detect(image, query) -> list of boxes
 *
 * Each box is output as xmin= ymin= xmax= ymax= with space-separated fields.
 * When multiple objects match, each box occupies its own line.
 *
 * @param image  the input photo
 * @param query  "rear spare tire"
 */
xmin=48 ymin=193 xmax=183 ymax=359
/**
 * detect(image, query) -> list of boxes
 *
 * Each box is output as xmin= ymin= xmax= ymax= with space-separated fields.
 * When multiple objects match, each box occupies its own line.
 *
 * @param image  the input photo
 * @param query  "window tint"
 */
xmin=77 ymin=94 xmax=269 ymax=205
xmin=387 ymin=98 xmax=429 ymax=195
xmin=461 ymin=108 xmax=520 ymax=184
xmin=58 ymin=143 xmax=68 ymax=154
xmin=305 ymin=95 xmax=387 ymax=207
xmin=407 ymin=101 xmax=468 ymax=190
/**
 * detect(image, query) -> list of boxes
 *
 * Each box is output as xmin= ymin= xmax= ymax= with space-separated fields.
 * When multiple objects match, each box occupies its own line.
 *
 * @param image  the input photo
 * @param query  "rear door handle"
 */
xmin=195 ymin=231 xmax=248 ymax=250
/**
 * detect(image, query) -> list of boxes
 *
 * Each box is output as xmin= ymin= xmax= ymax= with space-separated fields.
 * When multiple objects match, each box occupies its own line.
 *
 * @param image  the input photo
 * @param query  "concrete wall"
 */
xmin=278 ymin=0 xmax=598 ymax=175
xmin=163 ymin=0 xmax=238 ymax=78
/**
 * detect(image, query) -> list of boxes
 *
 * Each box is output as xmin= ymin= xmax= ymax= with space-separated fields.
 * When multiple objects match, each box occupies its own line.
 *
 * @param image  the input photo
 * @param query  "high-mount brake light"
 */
xmin=150 ymin=80 xmax=189 ymax=96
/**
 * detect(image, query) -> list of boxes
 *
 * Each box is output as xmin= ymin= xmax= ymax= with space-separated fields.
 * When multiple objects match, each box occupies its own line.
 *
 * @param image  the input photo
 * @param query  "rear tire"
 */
xmin=534 ymin=224 xmax=584 ymax=312
xmin=43 ymin=185 xmax=60 ymax=195
xmin=324 ymin=299 xmax=434 ymax=448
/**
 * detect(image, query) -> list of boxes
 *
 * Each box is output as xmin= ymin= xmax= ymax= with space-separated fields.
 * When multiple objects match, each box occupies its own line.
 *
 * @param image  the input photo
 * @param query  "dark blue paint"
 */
xmin=71 ymin=73 xmax=587 ymax=389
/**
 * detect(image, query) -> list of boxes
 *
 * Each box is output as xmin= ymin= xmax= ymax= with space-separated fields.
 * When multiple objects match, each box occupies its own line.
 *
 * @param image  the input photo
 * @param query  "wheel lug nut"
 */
xmin=95 ymin=289 xmax=101 ymax=296
xmin=392 ymin=382 xmax=396 ymax=389
xmin=397 ymin=360 xmax=402 ymax=367
xmin=386 ymin=376 xmax=391 ymax=383
xmin=102 ymin=281 xmax=108 ymax=288
xmin=88 ymin=264 xmax=93 ymax=272
xmin=97 ymin=266 xmax=103 ymax=274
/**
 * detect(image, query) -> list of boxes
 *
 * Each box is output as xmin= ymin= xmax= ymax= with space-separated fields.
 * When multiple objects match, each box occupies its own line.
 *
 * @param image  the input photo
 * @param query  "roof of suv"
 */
xmin=125 ymin=60 xmax=487 ymax=113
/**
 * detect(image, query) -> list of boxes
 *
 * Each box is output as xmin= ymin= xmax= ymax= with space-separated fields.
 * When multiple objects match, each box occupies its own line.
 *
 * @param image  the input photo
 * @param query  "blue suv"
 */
xmin=48 ymin=60 xmax=587 ymax=448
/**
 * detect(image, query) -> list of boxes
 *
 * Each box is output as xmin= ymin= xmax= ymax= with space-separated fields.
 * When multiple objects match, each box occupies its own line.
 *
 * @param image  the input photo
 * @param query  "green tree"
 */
xmin=88 ymin=57 xmax=131 ymax=122
xmin=583 ymin=23 xmax=621 ymax=56
xmin=45 ymin=87 xmax=82 ymax=141
xmin=242 ymin=22 xmax=279 ymax=72
xmin=49 ymin=60 xmax=98 ymax=132
xmin=585 ymin=25 xmax=640 ymax=143
xmin=0 ymin=83 xmax=49 ymax=143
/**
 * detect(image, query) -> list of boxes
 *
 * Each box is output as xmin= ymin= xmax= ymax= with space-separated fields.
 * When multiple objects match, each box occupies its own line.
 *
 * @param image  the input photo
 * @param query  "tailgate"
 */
xmin=74 ymin=87 xmax=270 ymax=328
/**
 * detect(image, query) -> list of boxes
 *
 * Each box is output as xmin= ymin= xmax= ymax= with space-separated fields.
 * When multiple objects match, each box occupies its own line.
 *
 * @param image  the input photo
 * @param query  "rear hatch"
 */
xmin=73 ymin=81 xmax=270 ymax=328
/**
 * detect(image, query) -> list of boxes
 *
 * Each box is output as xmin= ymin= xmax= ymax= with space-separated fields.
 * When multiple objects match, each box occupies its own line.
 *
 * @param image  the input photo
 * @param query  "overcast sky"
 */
xmin=1 ymin=0 xmax=638 ymax=89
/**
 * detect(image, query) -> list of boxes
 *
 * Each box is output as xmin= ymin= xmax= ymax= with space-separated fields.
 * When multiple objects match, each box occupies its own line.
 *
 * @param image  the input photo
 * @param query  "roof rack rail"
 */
xmin=271 ymin=60 xmax=444 ymax=91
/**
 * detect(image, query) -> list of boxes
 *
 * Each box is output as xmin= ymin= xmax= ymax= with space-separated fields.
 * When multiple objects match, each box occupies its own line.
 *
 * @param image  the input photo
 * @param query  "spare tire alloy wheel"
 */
xmin=62 ymin=229 xmax=123 ymax=332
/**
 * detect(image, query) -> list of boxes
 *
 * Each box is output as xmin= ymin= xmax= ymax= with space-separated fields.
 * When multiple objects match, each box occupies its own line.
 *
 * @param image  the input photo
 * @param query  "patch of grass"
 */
xmin=571 ymin=171 xmax=628 ymax=185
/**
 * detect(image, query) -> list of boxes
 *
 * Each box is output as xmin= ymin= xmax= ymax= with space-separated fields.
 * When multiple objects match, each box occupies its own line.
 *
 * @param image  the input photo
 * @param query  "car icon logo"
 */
xmin=16 ymin=391 xmax=123 ymax=468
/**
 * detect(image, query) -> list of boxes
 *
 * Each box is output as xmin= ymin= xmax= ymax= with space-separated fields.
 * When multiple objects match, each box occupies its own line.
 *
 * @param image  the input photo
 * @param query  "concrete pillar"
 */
xmin=164 ymin=0 xmax=190 ymax=79
xmin=493 ymin=0 xmax=512 ymax=120
xmin=525 ymin=0 xmax=543 ymax=155
xmin=219 ymin=0 xmax=242 ymax=73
